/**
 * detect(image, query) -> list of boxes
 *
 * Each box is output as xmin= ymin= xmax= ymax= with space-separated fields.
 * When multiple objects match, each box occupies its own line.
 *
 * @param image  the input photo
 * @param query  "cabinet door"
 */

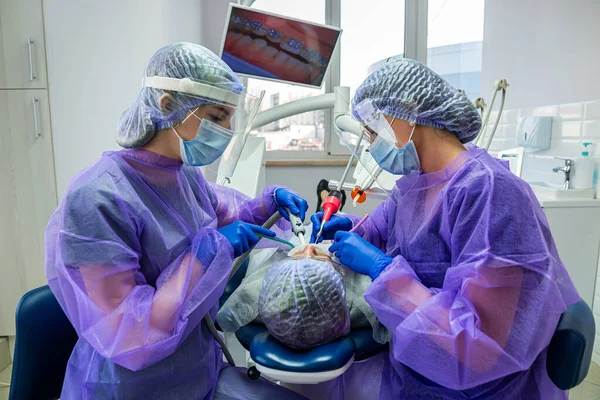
xmin=0 ymin=0 xmax=47 ymax=89
xmin=543 ymin=207 xmax=600 ymax=308
xmin=0 ymin=89 xmax=57 ymax=335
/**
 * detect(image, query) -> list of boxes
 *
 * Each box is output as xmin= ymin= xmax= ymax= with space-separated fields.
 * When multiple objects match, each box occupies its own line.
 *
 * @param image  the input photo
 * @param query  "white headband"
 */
xmin=142 ymin=76 xmax=240 ymax=105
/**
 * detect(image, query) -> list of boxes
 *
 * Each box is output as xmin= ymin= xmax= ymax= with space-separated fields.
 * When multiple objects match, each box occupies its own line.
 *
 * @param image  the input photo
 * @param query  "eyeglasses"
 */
xmin=360 ymin=117 xmax=396 ymax=145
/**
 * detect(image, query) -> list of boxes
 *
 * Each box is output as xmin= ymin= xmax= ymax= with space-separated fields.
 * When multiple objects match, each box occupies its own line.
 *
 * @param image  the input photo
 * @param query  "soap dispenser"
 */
xmin=572 ymin=142 xmax=595 ymax=189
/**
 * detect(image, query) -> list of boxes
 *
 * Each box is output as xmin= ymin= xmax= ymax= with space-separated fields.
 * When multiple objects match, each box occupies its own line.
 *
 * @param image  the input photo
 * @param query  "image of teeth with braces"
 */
xmin=222 ymin=8 xmax=341 ymax=87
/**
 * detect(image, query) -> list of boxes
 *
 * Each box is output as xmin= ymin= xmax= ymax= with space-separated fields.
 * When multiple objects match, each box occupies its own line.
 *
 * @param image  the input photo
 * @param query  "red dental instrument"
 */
xmin=315 ymin=189 xmax=343 ymax=242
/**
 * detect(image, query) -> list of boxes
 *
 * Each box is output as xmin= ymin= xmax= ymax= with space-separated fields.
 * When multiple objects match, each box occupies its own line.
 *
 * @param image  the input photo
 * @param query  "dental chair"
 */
xmin=218 ymin=258 xmax=386 ymax=384
xmin=221 ymin=264 xmax=595 ymax=388
xmin=9 ymin=276 xmax=595 ymax=398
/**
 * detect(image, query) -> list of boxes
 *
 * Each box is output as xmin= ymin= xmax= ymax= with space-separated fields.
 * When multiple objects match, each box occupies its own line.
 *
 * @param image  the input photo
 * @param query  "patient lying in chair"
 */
xmin=259 ymin=244 xmax=350 ymax=350
xmin=217 ymin=229 xmax=391 ymax=351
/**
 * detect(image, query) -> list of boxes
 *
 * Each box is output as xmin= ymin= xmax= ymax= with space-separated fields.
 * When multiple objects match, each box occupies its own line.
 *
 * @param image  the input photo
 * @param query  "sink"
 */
xmin=528 ymin=182 xmax=595 ymax=200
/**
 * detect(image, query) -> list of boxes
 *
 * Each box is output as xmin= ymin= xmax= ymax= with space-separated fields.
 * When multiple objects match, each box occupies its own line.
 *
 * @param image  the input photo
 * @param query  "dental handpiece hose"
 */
xmin=208 ymin=210 xmax=284 ymax=367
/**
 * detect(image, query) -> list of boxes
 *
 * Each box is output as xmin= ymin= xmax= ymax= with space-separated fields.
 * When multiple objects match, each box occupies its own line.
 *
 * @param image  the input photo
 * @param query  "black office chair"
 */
xmin=9 ymin=282 xmax=595 ymax=399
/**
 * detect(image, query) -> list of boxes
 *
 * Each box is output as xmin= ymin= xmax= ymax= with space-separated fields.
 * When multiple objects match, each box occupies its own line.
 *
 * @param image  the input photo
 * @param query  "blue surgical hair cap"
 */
xmin=116 ymin=42 xmax=243 ymax=148
xmin=352 ymin=58 xmax=482 ymax=143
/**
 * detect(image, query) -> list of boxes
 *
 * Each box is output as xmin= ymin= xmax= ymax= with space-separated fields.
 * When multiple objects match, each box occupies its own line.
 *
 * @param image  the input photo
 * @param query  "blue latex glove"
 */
xmin=274 ymin=188 xmax=309 ymax=222
xmin=217 ymin=221 xmax=275 ymax=258
xmin=310 ymin=212 xmax=353 ymax=244
xmin=329 ymin=232 xmax=392 ymax=280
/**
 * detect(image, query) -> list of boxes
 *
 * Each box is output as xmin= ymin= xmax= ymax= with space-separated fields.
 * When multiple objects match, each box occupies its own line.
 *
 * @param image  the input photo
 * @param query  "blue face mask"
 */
xmin=174 ymin=118 xmax=233 ymax=167
xmin=368 ymin=125 xmax=421 ymax=175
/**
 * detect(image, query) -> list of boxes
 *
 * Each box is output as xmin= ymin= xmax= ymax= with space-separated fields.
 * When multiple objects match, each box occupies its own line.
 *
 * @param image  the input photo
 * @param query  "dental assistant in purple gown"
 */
xmin=45 ymin=42 xmax=310 ymax=400
xmin=309 ymin=59 xmax=580 ymax=399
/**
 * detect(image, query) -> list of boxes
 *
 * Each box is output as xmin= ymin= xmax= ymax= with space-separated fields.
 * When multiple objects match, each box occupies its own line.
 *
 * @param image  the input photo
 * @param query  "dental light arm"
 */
xmin=335 ymin=114 xmax=362 ymax=136
xmin=475 ymin=79 xmax=509 ymax=150
xmin=250 ymin=86 xmax=388 ymax=203
xmin=251 ymin=86 xmax=352 ymax=130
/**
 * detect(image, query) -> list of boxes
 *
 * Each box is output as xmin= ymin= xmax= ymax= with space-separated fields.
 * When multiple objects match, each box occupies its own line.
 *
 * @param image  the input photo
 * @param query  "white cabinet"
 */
xmin=0 ymin=0 xmax=56 ymax=336
xmin=542 ymin=203 xmax=600 ymax=307
xmin=537 ymin=198 xmax=600 ymax=368
xmin=0 ymin=0 xmax=47 ymax=89
xmin=0 ymin=90 xmax=57 ymax=334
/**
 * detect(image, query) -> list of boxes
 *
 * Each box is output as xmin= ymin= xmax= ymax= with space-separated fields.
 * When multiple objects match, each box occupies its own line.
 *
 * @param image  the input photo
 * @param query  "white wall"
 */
xmin=43 ymin=0 xmax=204 ymax=199
xmin=481 ymin=0 xmax=600 ymax=110
xmin=201 ymin=0 xmax=234 ymax=54
xmin=43 ymin=0 xmax=375 ymax=214
xmin=486 ymin=101 xmax=600 ymax=184
xmin=481 ymin=1 xmax=600 ymax=364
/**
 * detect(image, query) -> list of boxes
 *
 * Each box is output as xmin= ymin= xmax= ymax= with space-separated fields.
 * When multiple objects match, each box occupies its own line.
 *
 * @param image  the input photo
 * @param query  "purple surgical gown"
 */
xmin=288 ymin=146 xmax=579 ymax=400
xmin=45 ymin=148 xmax=307 ymax=399
xmin=348 ymin=146 xmax=579 ymax=399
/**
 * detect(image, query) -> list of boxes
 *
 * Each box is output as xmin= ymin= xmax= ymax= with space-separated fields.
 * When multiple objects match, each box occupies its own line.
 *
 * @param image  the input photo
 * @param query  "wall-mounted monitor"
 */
xmin=220 ymin=4 xmax=342 ymax=88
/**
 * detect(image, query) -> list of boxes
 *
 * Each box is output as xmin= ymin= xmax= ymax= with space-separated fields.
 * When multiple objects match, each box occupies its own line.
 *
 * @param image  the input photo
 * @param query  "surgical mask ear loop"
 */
xmin=172 ymin=127 xmax=182 ymax=139
xmin=171 ymin=106 xmax=201 ymax=141
xmin=408 ymin=122 xmax=417 ymax=143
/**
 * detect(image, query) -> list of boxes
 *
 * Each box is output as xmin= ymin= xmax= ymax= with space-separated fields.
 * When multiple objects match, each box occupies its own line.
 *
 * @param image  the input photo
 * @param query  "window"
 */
xmin=427 ymin=0 xmax=485 ymax=101
xmin=245 ymin=0 xmax=327 ymax=154
xmin=340 ymin=0 xmax=405 ymax=100
xmin=248 ymin=80 xmax=326 ymax=152
xmin=336 ymin=0 xmax=405 ymax=153
xmin=243 ymin=0 xmax=486 ymax=159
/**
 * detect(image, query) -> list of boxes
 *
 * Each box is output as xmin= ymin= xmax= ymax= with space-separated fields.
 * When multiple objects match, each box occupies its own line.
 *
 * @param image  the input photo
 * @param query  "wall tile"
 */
xmin=504 ymin=138 xmax=517 ymax=148
xmin=549 ymin=138 xmax=581 ymax=157
xmin=561 ymin=121 xmax=582 ymax=137
xmin=585 ymin=100 xmax=600 ymax=120
xmin=559 ymin=102 xmax=584 ymax=120
xmin=551 ymin=117 xmax=563 ymax=137
xmin=583 ymin=120 xmax=600 ymax=138
xmin=519 ymin=108 xmax=534 ymax=118
xmin=489 ymin=138 xmax=508 ymax=152
xmin=503 ymin=124 xmax=517 ymax=138
xmin=503 ymin=110 xmax=518 ymax=124
xmin=499 ymin=103 xmax=599 ymax=183
xmin=533 ymin=105 xmax=559 ymax=117
xmin=487 ymin=125 xmax=503 ymax=138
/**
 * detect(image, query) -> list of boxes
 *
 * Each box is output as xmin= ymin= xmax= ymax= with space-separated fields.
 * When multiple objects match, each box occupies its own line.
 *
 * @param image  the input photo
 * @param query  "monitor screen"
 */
xmin=220 ymin=4 xmax=341 ymax=88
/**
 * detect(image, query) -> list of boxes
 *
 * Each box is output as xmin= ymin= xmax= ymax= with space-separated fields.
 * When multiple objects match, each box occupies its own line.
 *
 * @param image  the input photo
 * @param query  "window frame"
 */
xmin=256 ymin=0 xmax=429 ymax=161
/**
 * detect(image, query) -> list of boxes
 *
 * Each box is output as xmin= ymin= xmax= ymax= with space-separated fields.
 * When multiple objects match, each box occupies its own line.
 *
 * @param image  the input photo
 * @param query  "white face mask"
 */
xmin=172 ymin=111 xmax=233 ymax=167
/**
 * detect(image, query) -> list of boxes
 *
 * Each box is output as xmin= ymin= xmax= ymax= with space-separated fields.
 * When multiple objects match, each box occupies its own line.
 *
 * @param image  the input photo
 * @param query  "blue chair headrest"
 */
xmin=547 ymin=299 xmax=595 ymax=390
xmin=9 ymin=285 xmax=78 ymax=400
xmin=250 ymin=331 xmax=356 ymax=373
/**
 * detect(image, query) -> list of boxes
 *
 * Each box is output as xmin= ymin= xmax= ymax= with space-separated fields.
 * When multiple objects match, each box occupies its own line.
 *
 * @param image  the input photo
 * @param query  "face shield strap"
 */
xmin=142 ymin=76 xmax=240 ymax=106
